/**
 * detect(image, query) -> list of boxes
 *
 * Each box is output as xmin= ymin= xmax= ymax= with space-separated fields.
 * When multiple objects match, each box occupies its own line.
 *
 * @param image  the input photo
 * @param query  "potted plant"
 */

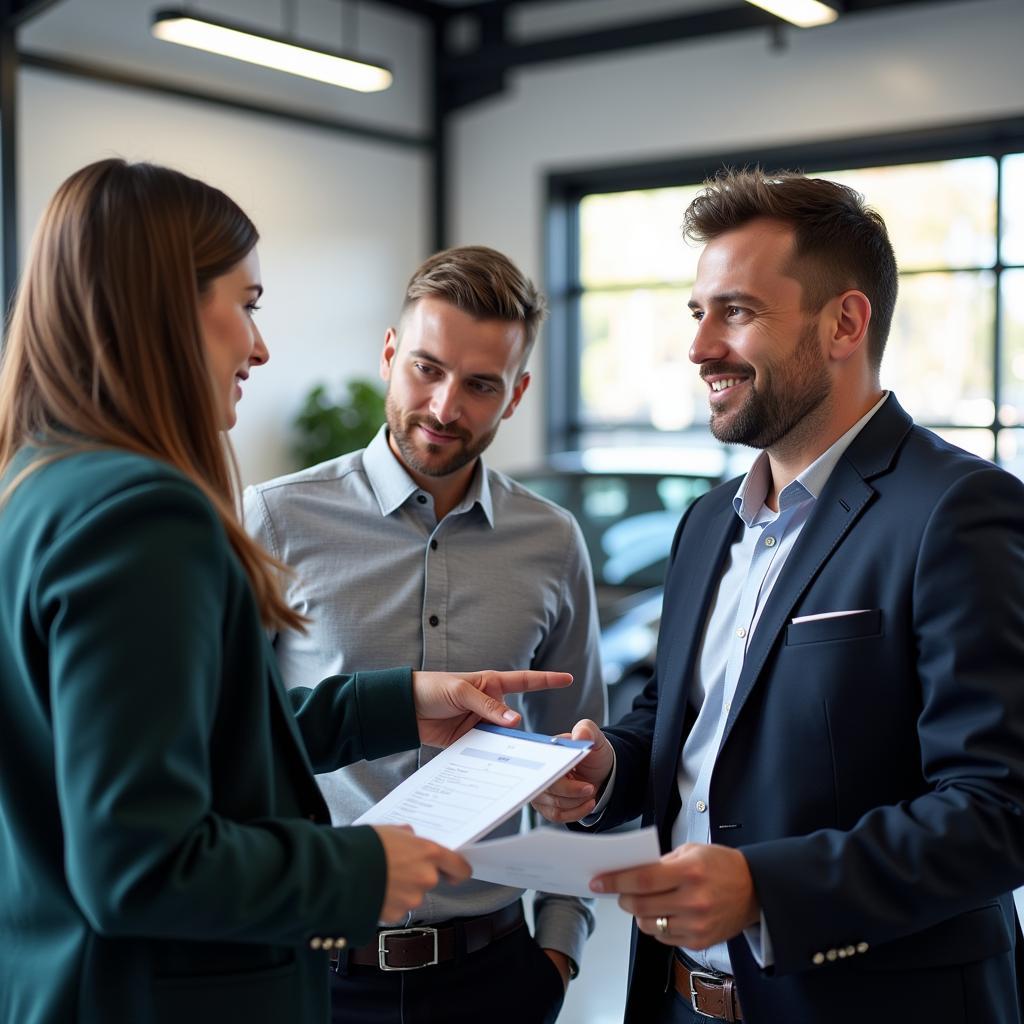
xmin=292 ymin=378 xmax=386 ymax=469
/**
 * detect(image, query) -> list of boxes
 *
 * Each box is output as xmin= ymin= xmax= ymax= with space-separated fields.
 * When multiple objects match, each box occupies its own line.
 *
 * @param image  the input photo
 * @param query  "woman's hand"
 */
xmin=373 ymin=825 xmax=471 ymax=922
xmin=412 ymin=670 xmax=573 ymax=748
xmin=531 ymin=719 xmax=614 ymax=823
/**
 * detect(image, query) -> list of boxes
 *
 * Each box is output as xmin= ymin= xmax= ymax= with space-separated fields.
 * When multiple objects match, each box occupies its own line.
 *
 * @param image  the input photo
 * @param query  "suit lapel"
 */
xmin=719 ymin=461 xmax=873 ymax=749
xmin=717 ymin=396 xmax=913 ymax=752
xmin=653 ymin=498 xmax=741 ymax=826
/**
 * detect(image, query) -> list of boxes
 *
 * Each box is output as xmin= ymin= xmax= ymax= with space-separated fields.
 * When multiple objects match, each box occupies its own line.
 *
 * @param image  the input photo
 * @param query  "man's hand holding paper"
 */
xmin=530 ymin=718 xmax=616 ymax=823
xmin=357 ymin=722 xmax=660 ymax=899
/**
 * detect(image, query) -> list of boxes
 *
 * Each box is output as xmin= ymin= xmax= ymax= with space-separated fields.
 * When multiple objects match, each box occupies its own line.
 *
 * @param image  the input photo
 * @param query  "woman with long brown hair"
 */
xmin=0 ymin=159 xmax=569 ymax=1024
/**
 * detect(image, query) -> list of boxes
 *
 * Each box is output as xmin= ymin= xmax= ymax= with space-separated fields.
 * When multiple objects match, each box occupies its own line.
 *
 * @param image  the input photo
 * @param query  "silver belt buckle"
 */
xmin=377 ymin=927 xmax=439 ymax=971
xmin=688 ymin=968 xmax=726 ymax=1018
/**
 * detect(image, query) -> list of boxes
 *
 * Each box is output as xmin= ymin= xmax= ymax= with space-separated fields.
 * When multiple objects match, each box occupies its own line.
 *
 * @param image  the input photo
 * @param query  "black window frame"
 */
xmin=544 ymin=113 xmax=1024 ymax=457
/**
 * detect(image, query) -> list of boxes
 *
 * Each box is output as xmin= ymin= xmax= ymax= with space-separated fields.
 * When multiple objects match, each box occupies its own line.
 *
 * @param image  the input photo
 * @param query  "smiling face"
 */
xmin=198 ymin=248 xmax=267 ymax=430
xmin=380 ymin=296 xmax=530 ymax=482
xmin=688 ymin=218 xmax=832 ymax=451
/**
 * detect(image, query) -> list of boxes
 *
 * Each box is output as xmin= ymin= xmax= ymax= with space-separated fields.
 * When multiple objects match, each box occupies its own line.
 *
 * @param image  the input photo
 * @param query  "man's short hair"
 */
xmin=400 ymin=246 xmax=548 ymax=370
xmin=683 ymin=169 xmax=898 ymax=368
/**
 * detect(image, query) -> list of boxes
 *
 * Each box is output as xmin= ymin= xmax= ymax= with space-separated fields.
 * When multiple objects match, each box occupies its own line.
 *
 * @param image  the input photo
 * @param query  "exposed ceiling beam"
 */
xmin=455 ymin=0 xmax=596 ymax=9
xmin=441 ymin=0 xmax=975 ymax=83
xmin=3 ymin=0 xmax=64 ymax=28
xmin=357 ymin=0 xmax=596 ymax=19
xmin=346 ymin=0 xmax=449 ymax=22
xmin=446 ymin=4 xmax=777 ymax=78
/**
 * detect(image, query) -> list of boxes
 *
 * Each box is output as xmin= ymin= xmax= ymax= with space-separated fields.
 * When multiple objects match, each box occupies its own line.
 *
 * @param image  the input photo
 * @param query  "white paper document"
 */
xmin=354 ymin=724 xmax=593 ymax=849
xmin=464 ymin=826 xmax=661 ymax=898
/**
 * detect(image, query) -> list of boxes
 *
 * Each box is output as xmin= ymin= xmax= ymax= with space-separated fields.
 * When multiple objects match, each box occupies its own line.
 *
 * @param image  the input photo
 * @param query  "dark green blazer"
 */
xmin=0 ymin=448 xmax=419 ymax=1024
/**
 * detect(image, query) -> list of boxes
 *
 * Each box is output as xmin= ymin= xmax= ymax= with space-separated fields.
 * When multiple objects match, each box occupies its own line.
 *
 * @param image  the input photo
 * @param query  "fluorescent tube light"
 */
xmin=152 ymin=8 xmax=393 ymax=93
xmin=745 ymin=0 xmax=838 ymax=28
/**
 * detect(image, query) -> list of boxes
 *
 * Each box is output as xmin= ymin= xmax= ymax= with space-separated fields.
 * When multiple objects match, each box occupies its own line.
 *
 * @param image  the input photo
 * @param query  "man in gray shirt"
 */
xmin=245 ymin=245 xmax=605 ymax=1024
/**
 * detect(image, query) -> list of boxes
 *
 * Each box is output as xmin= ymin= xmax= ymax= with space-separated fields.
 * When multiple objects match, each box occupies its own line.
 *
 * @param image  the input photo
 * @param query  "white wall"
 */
xmin=16 ymin=0 xmax=431 ymax=487
xmin=450 ymin=0 xmax=1024 ymax=472
xmin=17 ymin=70 xmax=429 ymax=487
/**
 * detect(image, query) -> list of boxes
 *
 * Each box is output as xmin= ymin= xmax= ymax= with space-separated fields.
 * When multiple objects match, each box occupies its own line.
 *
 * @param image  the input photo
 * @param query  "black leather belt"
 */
xmin=673 ymin=956 xmax=743 ymax=1021
xmin=337 ymin=902 xmax=524 ymax=972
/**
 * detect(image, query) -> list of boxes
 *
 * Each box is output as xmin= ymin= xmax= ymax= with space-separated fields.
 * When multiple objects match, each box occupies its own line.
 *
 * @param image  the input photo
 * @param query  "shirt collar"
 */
xmin=362 ymin=424 xmax=495 ymax=527
xmin=732 ymin=391 xmax=890 ymax=527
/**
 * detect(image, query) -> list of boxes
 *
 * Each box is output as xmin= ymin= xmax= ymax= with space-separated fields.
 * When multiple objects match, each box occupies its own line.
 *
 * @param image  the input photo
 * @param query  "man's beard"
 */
xmin=386 ymin=391 xmax=498 ymax=478
xmin=705 ymin=321 xmax=831 ymax=450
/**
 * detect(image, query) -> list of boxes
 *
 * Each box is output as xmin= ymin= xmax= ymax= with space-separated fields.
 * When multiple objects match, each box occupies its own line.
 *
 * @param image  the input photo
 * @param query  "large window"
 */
xmin=546 ymin=122 xmax=1024 ymax=477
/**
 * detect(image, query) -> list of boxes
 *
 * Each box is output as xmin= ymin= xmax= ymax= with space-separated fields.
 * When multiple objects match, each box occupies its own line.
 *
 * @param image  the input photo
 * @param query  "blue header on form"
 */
xmin=475 ymin=723 xmax=593 ymax=749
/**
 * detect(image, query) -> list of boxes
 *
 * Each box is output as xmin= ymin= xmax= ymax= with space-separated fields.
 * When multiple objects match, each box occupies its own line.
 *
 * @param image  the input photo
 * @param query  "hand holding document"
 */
xmin=355 ymin=724 xmax=660 ymax=897
xmin=356 ymin=724 xmax=592 ymax=848
xmin=464 ymin=826 xmax=660 ymax=898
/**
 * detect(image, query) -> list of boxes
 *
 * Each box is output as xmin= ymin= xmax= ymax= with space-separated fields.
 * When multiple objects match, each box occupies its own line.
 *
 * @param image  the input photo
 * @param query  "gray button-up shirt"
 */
xmin=244 ymin=426 xmax=606 ymax=965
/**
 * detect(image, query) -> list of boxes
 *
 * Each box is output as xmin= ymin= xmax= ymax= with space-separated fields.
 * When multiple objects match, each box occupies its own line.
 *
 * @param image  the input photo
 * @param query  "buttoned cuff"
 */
xmin=533 ymin=892 xmax=594 ymax=976
xmin=743 ymin=910 xmax=775 ymax=968
xmin=579 ymin=752 xmax=617 ymax=827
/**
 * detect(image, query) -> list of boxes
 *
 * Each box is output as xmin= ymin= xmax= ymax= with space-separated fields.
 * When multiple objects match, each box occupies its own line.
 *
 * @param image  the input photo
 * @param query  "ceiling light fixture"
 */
xmin=151 ymin=7 xmax=393 ymax=93
xmin=744 ymin=0 xmax=838 ymax=28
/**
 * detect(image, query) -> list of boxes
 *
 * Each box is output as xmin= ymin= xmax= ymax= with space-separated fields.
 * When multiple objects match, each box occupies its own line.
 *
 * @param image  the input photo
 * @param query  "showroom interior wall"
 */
xmin=15 ymin=0 xmax=431 ymax=488
xmin=449 ymin=0 xmax=1024 ymax=474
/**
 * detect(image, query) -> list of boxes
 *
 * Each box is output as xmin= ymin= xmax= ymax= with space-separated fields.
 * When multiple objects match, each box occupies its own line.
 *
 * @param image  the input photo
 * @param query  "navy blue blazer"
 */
xmin=597 ymin=396 xmax=1024 ymax=1023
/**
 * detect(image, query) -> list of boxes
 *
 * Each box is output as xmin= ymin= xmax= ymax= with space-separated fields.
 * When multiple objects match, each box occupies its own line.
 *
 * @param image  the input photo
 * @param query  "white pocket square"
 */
xmin=791 ymin=609 xmax=871 ymax=625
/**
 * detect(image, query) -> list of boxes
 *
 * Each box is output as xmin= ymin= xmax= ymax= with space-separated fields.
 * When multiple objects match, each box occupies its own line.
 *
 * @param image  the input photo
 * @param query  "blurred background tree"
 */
xmin=292 ymin=378 xmax=386 ymax=469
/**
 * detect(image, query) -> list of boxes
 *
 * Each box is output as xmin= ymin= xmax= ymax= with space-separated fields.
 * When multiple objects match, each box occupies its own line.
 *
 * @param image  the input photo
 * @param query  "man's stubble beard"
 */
xmin=385 ymin=389 xmax=499 ymax=479
xmin=709 ymin=320 xmax=832 ymax=453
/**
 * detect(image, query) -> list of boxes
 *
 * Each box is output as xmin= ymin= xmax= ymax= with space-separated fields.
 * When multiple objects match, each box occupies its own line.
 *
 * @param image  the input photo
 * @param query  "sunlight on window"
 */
xmin=580 ymin=186 xmax=702 ymax=287
xmin=997 ymin=429 xmax=1024 ymax=480
xmin=882 ymin=272 xmax=995 ymax=425
xmin=1002 ymin=155 xmax=1024 ymax=266
xmin=580 ymin=288 xmax=703 ymax=429
xmin=1002 ymin=269 xmax=1024 ymax=422
xmin=933 ymin=429 xmax=996 ymax=461
xmin=571 ymin=151 xmax=1023 ymax=466
xmin=824 ymin=159 xmax=997 ymax=271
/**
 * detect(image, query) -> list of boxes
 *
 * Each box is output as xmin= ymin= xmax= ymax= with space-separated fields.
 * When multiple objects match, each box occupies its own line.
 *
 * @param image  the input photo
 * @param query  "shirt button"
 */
xmin=765 ymin=535 xmax=776 ymax=547
xmin=428 ymin=615 xmax=439 ymax=627
xmin=695 ymin=800 xmax=707 ymax=813
xmin=417 ymin=494 xmax=428 ymax=504
xmin=724 ymin=701 xmax=731 ymax=713
xmin=735 ymin=627 xmax=746 ymax=639
xmin=430 ymin=540 xmax=438 ymax=550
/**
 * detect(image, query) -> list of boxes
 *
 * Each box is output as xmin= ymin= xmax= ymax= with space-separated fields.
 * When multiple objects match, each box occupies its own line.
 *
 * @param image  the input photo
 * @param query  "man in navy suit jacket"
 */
xmin=535 ymin=171 xmax=1024 ymax=1023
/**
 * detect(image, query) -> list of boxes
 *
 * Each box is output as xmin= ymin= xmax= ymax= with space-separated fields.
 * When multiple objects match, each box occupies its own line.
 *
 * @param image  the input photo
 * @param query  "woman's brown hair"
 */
xmin=0 ymin=158 xmax=304 ymax=632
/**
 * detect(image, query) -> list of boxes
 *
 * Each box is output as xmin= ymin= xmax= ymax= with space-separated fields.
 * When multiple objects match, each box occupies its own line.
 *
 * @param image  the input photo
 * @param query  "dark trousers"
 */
xmin=329 ymin=921 xmax=565 ymax=1024
xmin=654 ymin=986 xmax=717 ymax=1024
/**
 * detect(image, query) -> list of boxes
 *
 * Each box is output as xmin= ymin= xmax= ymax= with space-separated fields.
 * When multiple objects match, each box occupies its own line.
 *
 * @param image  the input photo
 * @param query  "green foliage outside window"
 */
xmin=292 ymin=378 xmax=386 ymax=469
